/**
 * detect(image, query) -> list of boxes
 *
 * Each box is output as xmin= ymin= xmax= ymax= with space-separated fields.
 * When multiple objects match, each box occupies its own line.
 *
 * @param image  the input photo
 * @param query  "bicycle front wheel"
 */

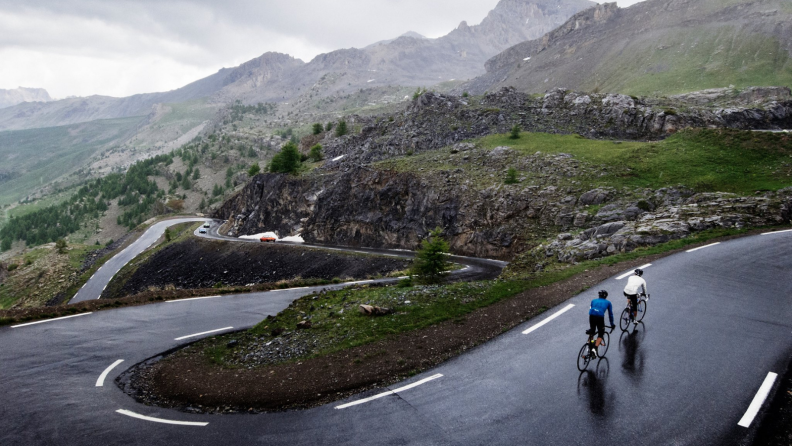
xmin=636 ymin=300 xmax=647 ymax=322
xmin=577 ymin=344 xmax=591 ymax=371
xmin=598 ymin=331 xmax=610 ymax=357
xmin=619 ymin=307 xmax=631 ymax=331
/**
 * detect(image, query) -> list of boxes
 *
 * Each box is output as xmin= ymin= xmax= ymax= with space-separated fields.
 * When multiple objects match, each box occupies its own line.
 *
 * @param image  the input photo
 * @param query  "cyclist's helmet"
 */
xmin=598 ymin=290 xmax=608 ymax=299
xmin=634 ymin=268 xmax=643 ymax=277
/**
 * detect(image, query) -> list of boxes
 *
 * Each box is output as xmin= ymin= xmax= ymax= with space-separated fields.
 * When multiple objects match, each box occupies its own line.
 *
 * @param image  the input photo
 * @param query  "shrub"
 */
xmin=505 ymin=168 xmax=519 ymax=185
xmin=335 ymin=120 xmax=348 ymax=137
xmin=312 ymin=123 xmax=323 ymax=135
xmin=55 ymin=239 xmax=67 ymax=254
xmin=325 ymin=122 xmax=334 ymax=132
xmin=509 ymin=124 xmax=521 ymax=140
xmin=462 ymin=92 xmax=469 ymax=98
xmin=0 ymin=238 xmax=10 ymax=252
xmin=269 ymin=142 xmax=301 ymax=174
xmin=309 ymin=144 xmax=323 ymax=161
xmin=248 ymin=162 xmax=261 ymax=176
xmin=7 ymin=263 xmax=18 ymax=271
xmin=411 ymin=227 xmax=451 ymax=284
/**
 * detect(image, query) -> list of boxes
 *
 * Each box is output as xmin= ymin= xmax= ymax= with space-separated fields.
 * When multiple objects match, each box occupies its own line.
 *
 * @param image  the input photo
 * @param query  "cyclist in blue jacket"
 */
xmin=589 ymin=290 xmax=614 ymax=357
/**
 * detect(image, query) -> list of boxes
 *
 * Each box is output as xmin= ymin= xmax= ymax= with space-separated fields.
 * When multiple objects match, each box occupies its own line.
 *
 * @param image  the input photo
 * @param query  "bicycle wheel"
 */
xmin=577 ymin=344 xmax=591 ymax=371
xmin=619 ymin=307 xmax=631 ymax=332
xmin=636 ymin=299 xmax=647 ymax=322
xmin=598 ymin=331 xmax=610 ymax=357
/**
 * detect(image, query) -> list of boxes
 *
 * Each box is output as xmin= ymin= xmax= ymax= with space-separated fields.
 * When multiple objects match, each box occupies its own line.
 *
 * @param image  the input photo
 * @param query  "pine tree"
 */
xmin=410 ymin=227 xmax=451 ymax=284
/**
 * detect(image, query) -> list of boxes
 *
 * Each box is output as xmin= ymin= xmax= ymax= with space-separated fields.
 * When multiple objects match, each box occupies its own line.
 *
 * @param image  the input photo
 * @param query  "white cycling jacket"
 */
xmin=624 ymin=275 xmax=647 ymax=295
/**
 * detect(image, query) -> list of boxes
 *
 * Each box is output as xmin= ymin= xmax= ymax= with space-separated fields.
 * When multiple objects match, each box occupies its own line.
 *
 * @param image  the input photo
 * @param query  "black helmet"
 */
xmin=598 ymin=290 xmax=608 ymax=299
xmin=634 ymin=269 xmax=643 ymax=277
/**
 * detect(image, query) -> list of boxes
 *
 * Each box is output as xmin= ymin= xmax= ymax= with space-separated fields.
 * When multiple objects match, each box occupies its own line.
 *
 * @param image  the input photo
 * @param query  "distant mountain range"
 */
xmin=463 ymin=0 xmax=792 ymax=95
xmin=0 ymin=0 xmax=594 ymax=132
xmin=0 ymin=87 xmax=52 ymax=109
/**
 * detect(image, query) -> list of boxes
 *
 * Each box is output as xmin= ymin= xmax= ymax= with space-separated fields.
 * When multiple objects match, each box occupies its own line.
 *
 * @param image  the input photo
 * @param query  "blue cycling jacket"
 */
xmin=589 ymin=298 xmax=614 ymax=326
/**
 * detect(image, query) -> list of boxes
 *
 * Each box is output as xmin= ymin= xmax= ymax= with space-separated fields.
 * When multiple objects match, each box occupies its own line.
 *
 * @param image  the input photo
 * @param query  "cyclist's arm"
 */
xmin=607 ymin=301 xmax=614 ymax=326
xmin=641 ymin=278 xmax=648 ymax=295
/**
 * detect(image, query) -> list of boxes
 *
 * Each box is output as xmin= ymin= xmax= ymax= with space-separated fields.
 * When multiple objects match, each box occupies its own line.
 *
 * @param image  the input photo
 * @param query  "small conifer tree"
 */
xmin=411 ymin=227 xmax=451 ymax=284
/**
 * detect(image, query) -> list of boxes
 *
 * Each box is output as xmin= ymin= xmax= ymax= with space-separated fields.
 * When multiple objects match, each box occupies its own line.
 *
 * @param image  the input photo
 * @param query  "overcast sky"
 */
xmin=0 ymin=0 xmax=646 ymax=99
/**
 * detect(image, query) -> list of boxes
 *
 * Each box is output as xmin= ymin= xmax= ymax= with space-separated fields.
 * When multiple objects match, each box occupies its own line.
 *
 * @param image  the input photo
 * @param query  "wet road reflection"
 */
xmin=578 ymin=358 xmax=612 ymax=417
xmin=619 ymin=323 xmax=646 ymax=382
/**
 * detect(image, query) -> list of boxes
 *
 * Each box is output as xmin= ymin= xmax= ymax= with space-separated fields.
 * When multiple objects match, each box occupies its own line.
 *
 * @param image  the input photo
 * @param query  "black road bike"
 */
xmin=619 ymin=293 xmax=649 ymax=332
xmin=577 ymin=325 xmax=615 ymax=371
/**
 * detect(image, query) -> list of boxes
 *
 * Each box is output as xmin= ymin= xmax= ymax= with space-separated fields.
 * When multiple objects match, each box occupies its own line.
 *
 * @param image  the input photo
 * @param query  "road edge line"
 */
xmin=116 ymin=409 xmax=208 ymax=426
xmin=522 ymin=304 xmax=575 ymax=335
xmin=11 ymin=312 xmax=92 ymax=328
xmin=96 ymin=360 xmax=125 ymax=387
xmin=738 ymin=372 xmax=779 ymax=428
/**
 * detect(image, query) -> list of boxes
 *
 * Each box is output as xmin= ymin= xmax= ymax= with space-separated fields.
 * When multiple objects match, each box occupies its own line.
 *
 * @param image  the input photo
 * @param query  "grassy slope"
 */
xmin=0 ymin=243 xmax=102 ymax=309
xmin=589 ymin=27 xmax=792 ymax=96
xmin=478 ymin=129 xmax=792 ymax=194
xmin=0 ymin=117 xmax=142 ymax=206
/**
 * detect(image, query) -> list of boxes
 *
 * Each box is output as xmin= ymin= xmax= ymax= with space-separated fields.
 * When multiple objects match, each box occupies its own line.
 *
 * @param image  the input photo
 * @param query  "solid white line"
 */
xmin=522 ymin=304 xmax=575 ymax=335
xmin=616 ymin=264 xmax=652 ymax=280
xmin=762 ymin=229 xmax=792 ymax=236
xmin=11 ymin=312 xmax=92 ymax=328
xmin=686 ymin=242 xmax=721 ymax=253
xmin=96 ymin=360 xmax=124 ymax=387
xmin=175 ymin=326 xmax=233 ymax=341
xmin=116 ymin=409 xmax=208 ymax=426
xmin=166 ymin=295 xmax=221 ymax=303
xmin=335 ymin=374 xmax=443 ymax=409
xmin=738 ymin=372 xmax=778 ymax=427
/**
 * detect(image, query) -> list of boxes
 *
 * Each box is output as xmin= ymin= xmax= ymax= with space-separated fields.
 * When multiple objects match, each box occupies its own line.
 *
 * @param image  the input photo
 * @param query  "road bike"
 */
xmin=577 ymin=325 xmax=614 ymax=371
xmin=619 ymin=293 xmax=649 ymax=331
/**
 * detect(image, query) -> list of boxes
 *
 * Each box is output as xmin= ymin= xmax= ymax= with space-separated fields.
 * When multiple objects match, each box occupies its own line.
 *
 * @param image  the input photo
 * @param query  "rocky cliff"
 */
xmin=214 ymin=87 xmax=792 ymax=260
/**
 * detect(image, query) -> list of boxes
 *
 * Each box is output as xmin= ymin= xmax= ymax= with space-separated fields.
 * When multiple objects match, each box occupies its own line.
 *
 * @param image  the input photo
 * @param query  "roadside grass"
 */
xmin=196 ymin=225 xmax=768 ymax=368
xmin=0 ymin=242 xmax=103 ymax=309
xmin=479 ymin=129 xmax=792 ymax=194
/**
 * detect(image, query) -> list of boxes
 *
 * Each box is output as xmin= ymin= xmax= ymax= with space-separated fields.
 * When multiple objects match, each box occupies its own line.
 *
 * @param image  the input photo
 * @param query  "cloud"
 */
xmin=0 ymin=0 xmax=500 ymax=97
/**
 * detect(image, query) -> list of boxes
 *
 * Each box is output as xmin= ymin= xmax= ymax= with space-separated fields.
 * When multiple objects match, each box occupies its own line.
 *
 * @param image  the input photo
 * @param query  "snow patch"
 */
xmin=523 ymin=57 xmax=531 ymax=61
xmin=239 ymin=232 xmax=278 ymax=240
xmin=367 ymin=79 xmax=375 ymax=83
xmin=331 ymin=155 xmax=345 ymax=162
xmin=280 ymin=234 xmax=305 ymax=243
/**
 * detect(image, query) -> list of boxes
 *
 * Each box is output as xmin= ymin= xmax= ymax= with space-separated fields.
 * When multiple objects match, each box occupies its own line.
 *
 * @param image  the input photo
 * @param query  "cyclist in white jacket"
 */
xmin=623 ymin=269 xmax=647 ymax=324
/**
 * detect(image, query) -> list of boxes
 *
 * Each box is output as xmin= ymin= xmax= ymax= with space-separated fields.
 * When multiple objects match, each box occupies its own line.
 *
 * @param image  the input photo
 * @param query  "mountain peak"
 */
xmin=0 ymin=87 xmax=53 ymax=109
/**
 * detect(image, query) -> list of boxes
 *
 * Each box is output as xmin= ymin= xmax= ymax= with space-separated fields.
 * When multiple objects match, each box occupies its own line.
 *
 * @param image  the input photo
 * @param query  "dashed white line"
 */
xmin=686 ymin=242 xmax=721 ymax=253
xmin=175 ymin=326 xmax=234 ymax=341
xmin=522 ymin=304 xmax=575 ymax=335
xmin=96 ymin=360 xmax=124 ymax=386
xmin=11 ymin=312 xmax=92 ymax=328
xmin=166 ymin=295 xmax=221 ymax=303
xmin=761 ymin=229 xmax=792 ymax=236
xmin=616 ymin=263 xmax=652 ymax=280
xmin=335 ymin=373 xmax=443 ymax=409
xmin=738 ymin=372 xmax=778 ymax=427
xmin=116 ymin=409 xmax=208 ymax=426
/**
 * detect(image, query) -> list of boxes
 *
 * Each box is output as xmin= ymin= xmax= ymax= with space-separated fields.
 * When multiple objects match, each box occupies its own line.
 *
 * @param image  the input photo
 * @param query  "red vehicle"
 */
xmin=260 ymin=236 xmax=277 ymax=242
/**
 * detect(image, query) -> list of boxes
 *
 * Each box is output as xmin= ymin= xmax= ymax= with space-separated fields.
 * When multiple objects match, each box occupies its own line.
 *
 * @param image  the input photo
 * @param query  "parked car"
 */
xmin=260 ymin=236 xmax=277 ymax=242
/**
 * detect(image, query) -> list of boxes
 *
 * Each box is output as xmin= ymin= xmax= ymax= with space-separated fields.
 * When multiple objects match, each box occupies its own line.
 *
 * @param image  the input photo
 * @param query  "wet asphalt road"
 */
xmin=2 ymin=221 xmax=791 ymax=445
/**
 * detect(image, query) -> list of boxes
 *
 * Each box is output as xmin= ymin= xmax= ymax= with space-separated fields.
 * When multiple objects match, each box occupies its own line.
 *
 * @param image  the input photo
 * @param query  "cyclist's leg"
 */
xmin=628 ymin=294 xmax=638 ymax=319
xmin=589 ymin=315 xmax=600 ymax=348
xmin=593 ymin=315 xmax=605 ymax=347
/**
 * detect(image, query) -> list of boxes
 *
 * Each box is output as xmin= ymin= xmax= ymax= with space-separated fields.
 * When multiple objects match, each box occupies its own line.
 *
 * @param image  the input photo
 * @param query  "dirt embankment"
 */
xmin=112 ymin=237 xmax=410 ymax=297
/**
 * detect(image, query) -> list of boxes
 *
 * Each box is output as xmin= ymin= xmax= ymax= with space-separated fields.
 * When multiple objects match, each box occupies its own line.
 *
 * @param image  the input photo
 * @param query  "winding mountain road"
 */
xmin=3 ymin=220 xmax=791 ymax=445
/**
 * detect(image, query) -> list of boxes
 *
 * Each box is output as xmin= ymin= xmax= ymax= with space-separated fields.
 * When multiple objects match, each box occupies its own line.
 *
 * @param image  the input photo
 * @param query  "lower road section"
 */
xmin=1 ymin=220 xmax=790 ymax=445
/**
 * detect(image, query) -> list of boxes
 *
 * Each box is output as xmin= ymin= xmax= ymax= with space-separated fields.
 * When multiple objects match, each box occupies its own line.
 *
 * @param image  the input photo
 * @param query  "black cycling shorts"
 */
xmin=624 ymin=292 xmax=638 ymax=310
xmin=589 ymin=314 xmax=605 ymax=338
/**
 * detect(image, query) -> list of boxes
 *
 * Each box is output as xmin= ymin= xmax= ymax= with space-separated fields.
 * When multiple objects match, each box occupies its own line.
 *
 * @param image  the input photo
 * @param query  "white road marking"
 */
xmin=166 ymin=295 xmax=221 ymax=303
xmin=616 ymin=264 xmax=652 ymax=280
xmin=335 ymin=374 xmax=443 ymax=409
xmin=116 ymin=409 xmax=208 ymax=426
xmin=522 ymin=304 xmax=575 ymax=335
xmin=175 ymin=327 xmax=233 ymax=341
xmin=96 ymin=360 xmax=124 ymax=386
xmin=11 ymin=312 xmax=92 ymax=328
xmin=686 ymin=242 xmax=721 ymax=253
xmin=761 ymin=229 xmax=792 ymax=236
xmin=738 ymin=372 xmax=778 ymax=427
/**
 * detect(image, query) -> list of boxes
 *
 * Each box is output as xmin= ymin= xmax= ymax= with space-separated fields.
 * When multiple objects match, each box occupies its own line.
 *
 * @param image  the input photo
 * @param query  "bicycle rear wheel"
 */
xmin=577 ymin=344 xmax=591 ymax=371
xmin=619 ymin=307 xmax=631 ymax=331
xmin=598 ymin=331 xmax=610 ymax=357
xmin=636 ymin=300 xmax=647 ymax=322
